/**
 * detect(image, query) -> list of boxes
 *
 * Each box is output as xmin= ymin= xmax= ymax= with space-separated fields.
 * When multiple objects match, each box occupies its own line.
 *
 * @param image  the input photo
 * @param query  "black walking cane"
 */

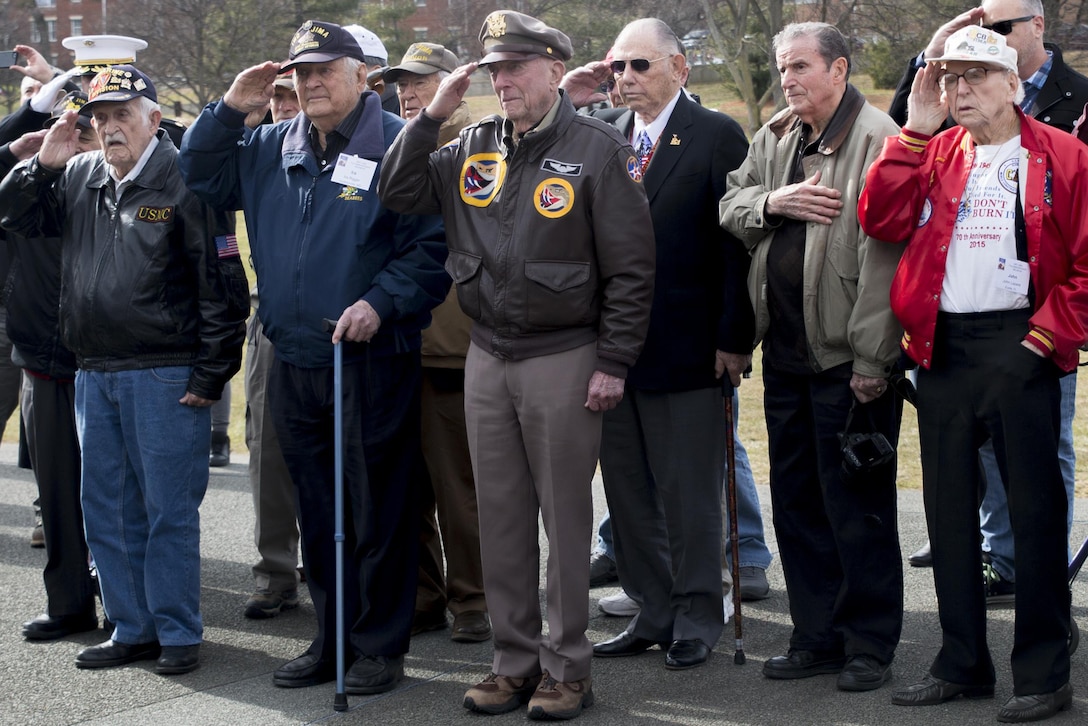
xmin=723 ymin=383 xmax=746 ymax=665
xmin=323 ymin=318 xmax=349 ymax=712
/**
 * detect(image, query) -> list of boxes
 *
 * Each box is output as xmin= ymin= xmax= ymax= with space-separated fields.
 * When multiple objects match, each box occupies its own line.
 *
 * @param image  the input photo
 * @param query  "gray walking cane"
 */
xmin=323 ymin=318 xmax=349 ymax=712
xmin=723 ymin=383 xmax=745 ymax=665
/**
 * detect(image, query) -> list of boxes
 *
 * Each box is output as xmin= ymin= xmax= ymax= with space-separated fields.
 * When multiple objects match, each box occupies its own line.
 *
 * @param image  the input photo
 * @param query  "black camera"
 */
xmin=840 ymin=431 xmax=895 ymax=475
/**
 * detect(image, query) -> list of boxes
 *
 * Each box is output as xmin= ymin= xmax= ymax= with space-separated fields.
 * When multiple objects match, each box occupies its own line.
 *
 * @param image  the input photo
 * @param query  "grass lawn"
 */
xmin=6 ymin=73 xmax=1084 ymax=500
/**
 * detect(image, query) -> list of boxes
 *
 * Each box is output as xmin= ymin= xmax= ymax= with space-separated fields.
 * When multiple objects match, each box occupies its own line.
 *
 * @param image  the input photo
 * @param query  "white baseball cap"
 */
xmin=343 ymin=24 xmax=388 ymax=64
xmin=930 ymin=26 xmax=1018 ymax=74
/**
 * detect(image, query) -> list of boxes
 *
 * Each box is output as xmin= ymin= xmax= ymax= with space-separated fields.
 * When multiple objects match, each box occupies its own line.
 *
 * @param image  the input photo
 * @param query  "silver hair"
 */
xmin=131 ymin=95 xmax=161 ymax=121
xmin=617 ymin=18 xmax=684 ymax=57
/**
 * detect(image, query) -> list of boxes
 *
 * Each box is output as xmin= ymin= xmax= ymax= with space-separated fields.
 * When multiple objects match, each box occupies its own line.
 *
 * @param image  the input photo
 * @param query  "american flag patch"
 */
xmin=215 ymin=234 xmax=240 ymax=259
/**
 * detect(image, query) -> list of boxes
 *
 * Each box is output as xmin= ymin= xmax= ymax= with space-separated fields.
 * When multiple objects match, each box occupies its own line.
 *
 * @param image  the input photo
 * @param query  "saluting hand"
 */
xmin=905 ymin=62 xmax=949 ymax=137
xmin=425 ymin=62 xmax=478 ymax=120
xmin=223 ymin=62 xmax=282 ymax=115
xmin=36 ymin=110 xmax=82 ymax=171
xmin=560 ymin=61 xmax=612 ymax=109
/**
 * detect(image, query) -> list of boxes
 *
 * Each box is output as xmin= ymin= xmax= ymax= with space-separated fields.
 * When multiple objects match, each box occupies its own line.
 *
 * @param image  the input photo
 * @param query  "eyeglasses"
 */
xmin=981 ymin=15 xmax=1035 ymax=35
xmin=600 ymin=78 xmax=616 ymax=93
xmin=939 ymin=66 xmax=1001 ymax=90
xmin=610 ymin=56 xmax=670 ymax=74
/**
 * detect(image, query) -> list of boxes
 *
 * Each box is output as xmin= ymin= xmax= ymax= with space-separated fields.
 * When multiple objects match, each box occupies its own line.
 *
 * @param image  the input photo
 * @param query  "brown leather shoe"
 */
xmin=464 ymin=672 xmax=542 ymax=714
xmin=451 ymin=610 xmax=491 ymax=643
xmin=527 ymin=670 xmax=594 ymax=720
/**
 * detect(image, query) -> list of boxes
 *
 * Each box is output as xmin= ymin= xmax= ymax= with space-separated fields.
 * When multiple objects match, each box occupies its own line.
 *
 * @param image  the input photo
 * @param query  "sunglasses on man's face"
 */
xmin=610 ymin=56 xmax=669 ymax=74
xmin=981 ymin=15 xmax=1035 ymax=36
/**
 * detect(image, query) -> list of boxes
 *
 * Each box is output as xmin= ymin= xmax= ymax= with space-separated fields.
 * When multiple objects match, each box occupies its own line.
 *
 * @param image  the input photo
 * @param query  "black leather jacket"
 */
xmin=0 ymin=131 xmax=245 ymax=399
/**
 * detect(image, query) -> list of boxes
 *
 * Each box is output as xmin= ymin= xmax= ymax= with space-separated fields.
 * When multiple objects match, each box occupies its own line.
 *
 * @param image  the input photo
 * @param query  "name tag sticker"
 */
xmin=331 ymin=154 xmax=377 ymax=190
xmin=994 ymin=257 xmax=1030 ymax=296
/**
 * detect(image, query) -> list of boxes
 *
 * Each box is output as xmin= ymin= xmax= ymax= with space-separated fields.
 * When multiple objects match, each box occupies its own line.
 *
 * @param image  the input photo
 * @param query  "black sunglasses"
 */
xmin=610 ymin=56 xmax=669 ymax=74
xmin=981 ymin=15 xmax=1035 ymax=35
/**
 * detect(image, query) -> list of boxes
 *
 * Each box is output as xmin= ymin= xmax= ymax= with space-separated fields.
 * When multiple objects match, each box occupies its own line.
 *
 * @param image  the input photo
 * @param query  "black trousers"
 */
xmin=763 ymin=361 xmax=903 ymax=663
xmin=269 ymin=352 xmax=421 ymax=660
xmin=26 ymin=374 xmax=95 ymax=617
xmin=917 ymin=310 xmax=1069 ymax=695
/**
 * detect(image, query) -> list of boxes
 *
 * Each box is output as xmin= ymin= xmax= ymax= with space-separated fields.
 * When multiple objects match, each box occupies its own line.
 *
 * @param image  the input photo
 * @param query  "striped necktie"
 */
xmin=635 ymin=130 xmax=653 ymax=173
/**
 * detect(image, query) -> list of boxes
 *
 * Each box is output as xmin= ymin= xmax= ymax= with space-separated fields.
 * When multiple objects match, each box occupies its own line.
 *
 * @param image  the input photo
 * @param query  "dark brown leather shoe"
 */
xmin=593 ymin=631 xmax=665 ymax=658
xmin=996 ymin=683 xmax=1073 ymax=722
xmin=451 ymin=610 xmax=492 ymax=643
xmin=76 ymin=639 xmax=161 ymax=669
xmin=891 ymin=673 xmax=995 ymax=706
xmin=22 ymin=612 xmax=98 ymax=641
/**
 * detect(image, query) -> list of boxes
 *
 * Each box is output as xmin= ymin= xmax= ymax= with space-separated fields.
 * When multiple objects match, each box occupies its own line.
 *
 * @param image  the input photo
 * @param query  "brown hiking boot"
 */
xmin=527 ymin=670 xmax=594 ymax=720
xmin=463 ymin=672 xmax=541 ymax=714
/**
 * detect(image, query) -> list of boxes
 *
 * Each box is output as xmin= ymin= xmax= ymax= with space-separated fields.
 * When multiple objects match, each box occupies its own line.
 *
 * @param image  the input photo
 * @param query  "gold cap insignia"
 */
xmin=486 ymin=13 xmax=507 ymax=39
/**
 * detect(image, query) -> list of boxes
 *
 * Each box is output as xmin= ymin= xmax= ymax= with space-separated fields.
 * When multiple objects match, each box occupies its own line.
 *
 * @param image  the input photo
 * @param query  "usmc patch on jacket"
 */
xmin=136 ymin=206 xmax=174 ymax=223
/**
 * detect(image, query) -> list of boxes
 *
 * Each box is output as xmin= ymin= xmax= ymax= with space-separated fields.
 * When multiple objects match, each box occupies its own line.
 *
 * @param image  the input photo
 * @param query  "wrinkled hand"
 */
xmin=715 ymin=351 xmax=751 ymax=388
xmin=923 ymin=7 xmax=985 ymax=61
xmin=850 ymin=373 xmax=888 ymax=404
xmin=425 ymin=62 xmax=478 ymax=120
xmin=560 ymin=61 xmax=611 ymax=109
xmin=905 ymin=62 xmax=949 ymax=137
xmin=36 ymin=110 xmax=82 ymax=170
xmin=765 ymin=170 xmax=843 ymax=224
xmin=331 ymin=300 xmax=381 ymax=344
xmin=10 ymin=129 xmax=46 ymax=161
xmin=222 ymin=62 xmax=281 ymax=115
xmin=12 ymin=44 xmax=54 ymax=84
xmin=243 ymin=100 xmax=271 ymax=129
xmin=179 ymin=392 xmax=215 ymax=407
xmin=585 ymin=371 xmax=624 ymax=412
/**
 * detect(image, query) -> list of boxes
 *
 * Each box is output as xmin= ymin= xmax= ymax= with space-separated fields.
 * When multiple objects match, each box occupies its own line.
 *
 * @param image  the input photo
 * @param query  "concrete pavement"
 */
xmin=2 ymin=446 xmax=1085 ymax=725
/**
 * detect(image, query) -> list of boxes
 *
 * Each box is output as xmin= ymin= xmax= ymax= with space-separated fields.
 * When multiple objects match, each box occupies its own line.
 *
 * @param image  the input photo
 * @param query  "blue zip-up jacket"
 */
xmin=178 ymin=90 xmax=449 ymax=368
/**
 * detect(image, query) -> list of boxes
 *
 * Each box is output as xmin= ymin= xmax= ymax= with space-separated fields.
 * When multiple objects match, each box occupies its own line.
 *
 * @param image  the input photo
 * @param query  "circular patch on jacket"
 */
xmin=997 ymin=158 xmax=1018 ymax=194
xmin=626 ymin=155 xmax=642 ymax=182
xmin=917 ymin=198 xmax=933 ymax=227
xmin=534 ymin=178 xmax=574 ymax=218
xmin=460 ymin=153 xmax=506 ymax=207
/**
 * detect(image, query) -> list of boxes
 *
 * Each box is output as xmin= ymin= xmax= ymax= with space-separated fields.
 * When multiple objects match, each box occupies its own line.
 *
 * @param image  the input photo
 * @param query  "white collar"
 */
xmin=632 ymin=89 xmax=683 ymax=146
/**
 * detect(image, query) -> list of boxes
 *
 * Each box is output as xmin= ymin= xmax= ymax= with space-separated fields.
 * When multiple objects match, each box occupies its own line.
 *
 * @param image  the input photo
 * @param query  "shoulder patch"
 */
xmin=460 ymin=153 xmax=506 ymax=207
xmin=534 ymin=178 xmax=574 ymax=218
xmin=626 ymin=155 xmax=643 ymax=183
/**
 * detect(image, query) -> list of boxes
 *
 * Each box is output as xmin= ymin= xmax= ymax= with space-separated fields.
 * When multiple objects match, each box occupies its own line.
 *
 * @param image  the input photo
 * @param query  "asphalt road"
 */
xmin=2 ymin=447 xmax=1085 ymax=725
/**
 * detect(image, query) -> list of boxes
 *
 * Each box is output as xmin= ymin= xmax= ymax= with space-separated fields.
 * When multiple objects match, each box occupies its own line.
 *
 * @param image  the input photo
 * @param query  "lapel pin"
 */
xmin=670 ymin=134 xmax=681 ymax=146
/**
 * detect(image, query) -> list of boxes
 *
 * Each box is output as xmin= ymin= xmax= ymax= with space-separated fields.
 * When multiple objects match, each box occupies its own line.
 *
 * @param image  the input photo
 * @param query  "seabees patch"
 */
xmin=534 ymin=178 xmax=574 ymax=218
xmin=460 ymin=153 xmax=506 ymax=207
xmin=338 ymin=186 xmax=364 ymax=202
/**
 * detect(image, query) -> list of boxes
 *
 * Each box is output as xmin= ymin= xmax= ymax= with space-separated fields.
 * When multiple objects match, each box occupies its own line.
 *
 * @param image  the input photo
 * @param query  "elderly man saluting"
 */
xmin=179 ymin=20 xmax=448 ymax=694
xmin=380 ymin=9 xmax=655 ymax=721
xmin=859 ymin=26 xmax=1088 ymax=723
xmin=0 ymin=65 xmax=246 ymax=675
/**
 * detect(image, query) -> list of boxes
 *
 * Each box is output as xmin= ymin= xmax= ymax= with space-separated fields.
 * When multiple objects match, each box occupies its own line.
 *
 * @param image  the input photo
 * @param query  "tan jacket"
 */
xmin=719 ymin=85 xmax=904 ymax=378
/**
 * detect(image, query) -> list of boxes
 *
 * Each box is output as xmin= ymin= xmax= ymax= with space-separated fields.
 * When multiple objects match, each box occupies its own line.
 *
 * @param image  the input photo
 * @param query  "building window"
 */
xmin=46 ymin=18 xmax=57 ymax=42
xmin=415 ymin=0 xmax=426 ymax=6
xmin=30 ymin=25 xmax=41 ymax=44
xmin=71 ymin=17 xmax=82 ymax=36
xmin=35 ymin=0 xmax=56 ymax=7
xmin=414 ymin=27 xmax=428 ymax=41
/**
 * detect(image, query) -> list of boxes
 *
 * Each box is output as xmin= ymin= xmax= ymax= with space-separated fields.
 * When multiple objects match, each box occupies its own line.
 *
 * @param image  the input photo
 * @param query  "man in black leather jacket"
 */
xmin=0 ymin=66 xmax=245 ymax=676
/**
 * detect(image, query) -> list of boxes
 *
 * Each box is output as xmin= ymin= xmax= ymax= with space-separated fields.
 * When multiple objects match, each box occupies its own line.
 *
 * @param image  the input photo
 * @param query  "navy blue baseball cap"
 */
xmin=280 ymin=20 xmax=365 ymax=73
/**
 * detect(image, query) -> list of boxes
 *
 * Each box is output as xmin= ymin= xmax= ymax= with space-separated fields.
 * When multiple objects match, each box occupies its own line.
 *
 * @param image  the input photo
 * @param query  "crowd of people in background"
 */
xmin=4 ymin=0 xmax=1088 ymax=722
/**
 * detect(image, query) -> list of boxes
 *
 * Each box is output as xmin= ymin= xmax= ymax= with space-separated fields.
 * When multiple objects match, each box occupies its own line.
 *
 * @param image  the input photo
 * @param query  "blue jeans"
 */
xmin=596 ymin=388 xmax=773 ymax=571
xmin=77 ymin=367 xmax=210 ymax=646
xmin=980 ymin=369 xmax=1076 ymax=581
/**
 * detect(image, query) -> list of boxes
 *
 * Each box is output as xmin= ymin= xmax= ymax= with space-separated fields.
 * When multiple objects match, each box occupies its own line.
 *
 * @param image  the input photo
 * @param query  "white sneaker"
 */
xmin=598 ymin=591 xmax=640 ymax=617
xmin=722 ymin=593 xmax=735 ymax=624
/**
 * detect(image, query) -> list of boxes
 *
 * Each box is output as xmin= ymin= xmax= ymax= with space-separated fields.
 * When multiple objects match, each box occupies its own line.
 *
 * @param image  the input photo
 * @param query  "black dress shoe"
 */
xmin=996 ymin=683 xmax=1073 ymax=723
xmin=593 ymin=631 xmax=665 ymax=658
xmin=762 ymin=649 xmax=847 ymax=679
xmin=836 ymin=654 xmax=891 ymax=691
xmin=345 ymin=654 xmax=404 ymax=694
xmin=22 ymin=612 xmax=98 ymax=641
xmin=156 ymin=645 xmax=200 ymax=675
xmin=76 ymin=639 xmax=161 ymax=669
xmin=589 ymin=551 xmax=618 ymax=587
xmin=664 ymin=639 xmax=710 ymax=670
xmin=908 ymin=541 xmax=933 ymax=567
xmin=273 ymin=652 xmax=335 ymax=688
xmin=451 ymin=610 xmax=492 ymax=643
xmin=891 ymin=673 xmax=995 ymax=706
